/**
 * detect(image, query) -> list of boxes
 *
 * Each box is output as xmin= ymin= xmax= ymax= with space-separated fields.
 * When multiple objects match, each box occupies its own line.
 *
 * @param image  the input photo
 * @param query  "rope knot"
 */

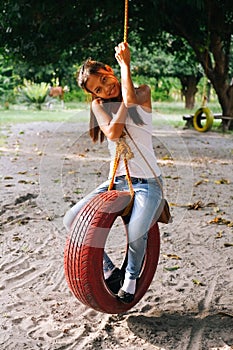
xmin=108 ymin=131 xmax=134 ymax=200
xmin=116 ymin=133 xmax=134 ymax=160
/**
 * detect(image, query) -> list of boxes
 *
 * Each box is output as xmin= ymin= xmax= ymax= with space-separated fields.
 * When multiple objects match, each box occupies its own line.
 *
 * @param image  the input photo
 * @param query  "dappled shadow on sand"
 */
xmin=127 ymin=312 xmax=233 ymax=350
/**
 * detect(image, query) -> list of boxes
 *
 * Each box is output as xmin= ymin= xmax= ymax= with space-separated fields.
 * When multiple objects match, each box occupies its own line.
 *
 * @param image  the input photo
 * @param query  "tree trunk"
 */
xmin=218 ymin=85 xmax=233 ymax=131
xmin=180 ymin=75 xmax=199 ymax=110
xmin=170 ymin=1 xmax=233 ymax=131
xmin=213 ymin=82 xmax=233 ymax=130
xmin=193 ymin=30 xmax=233 ymax=130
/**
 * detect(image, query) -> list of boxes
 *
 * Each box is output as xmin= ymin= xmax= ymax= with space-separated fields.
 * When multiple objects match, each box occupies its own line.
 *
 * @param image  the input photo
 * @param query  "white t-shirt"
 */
xmin=107 ymin=105 xmax=161 ymax=179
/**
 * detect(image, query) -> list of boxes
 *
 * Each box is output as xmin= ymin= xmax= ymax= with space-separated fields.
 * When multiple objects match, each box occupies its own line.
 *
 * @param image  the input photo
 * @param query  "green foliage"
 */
xmin=0 ymin=1 xmax=123 ymax=64
xmin=129 ymin=44 xmax=183 ymax=102
xmin=64 ymin=88 xmax=88 ymax=102
xmin=0 ymin=54 xmax=20 ymax=107
xmin=0 ymin=0 xmax=232 ymax=118
xmin=17 ymin=80 xmax=50 ymax=110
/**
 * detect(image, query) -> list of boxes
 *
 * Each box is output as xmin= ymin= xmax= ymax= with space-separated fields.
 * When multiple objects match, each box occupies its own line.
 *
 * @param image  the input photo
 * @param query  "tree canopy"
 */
xmin=0 ymin=0 xmax=233 ymax=125
xmin=0 ymin=0 xmax=124 ymax=64
xmin=1 ymin=1 xmax=233 ymax=65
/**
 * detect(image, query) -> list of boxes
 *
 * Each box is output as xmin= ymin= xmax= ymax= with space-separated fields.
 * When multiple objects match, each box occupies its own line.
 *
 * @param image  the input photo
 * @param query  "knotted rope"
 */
xmin=108 ymin=132 xmax=135 ymax=215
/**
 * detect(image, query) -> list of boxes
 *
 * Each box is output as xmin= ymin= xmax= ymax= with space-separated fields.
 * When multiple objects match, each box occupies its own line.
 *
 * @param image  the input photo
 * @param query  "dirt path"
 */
xmin=0 ymin=118 xmax=233 ymax=350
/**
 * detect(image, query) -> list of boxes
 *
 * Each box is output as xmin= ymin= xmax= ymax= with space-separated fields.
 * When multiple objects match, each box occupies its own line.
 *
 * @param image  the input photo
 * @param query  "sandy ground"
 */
xmin=0 ymin=110 xmax=233 ymax=350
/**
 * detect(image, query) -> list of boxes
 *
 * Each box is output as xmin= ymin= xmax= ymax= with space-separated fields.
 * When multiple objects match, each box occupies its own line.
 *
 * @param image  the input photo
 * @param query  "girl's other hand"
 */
xmin=92 ymin=97 xmax=104 ymax=112
xmin=92 ymin=97 xmax=103 ymax=106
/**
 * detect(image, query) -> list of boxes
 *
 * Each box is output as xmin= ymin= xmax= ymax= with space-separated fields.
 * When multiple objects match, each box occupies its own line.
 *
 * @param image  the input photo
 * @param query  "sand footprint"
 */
xmin=46 ymin=329 xmax=63 ymax=338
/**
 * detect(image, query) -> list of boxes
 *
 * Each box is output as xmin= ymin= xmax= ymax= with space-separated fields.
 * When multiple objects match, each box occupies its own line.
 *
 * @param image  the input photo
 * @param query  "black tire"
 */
xmin=64 ymin=190 xmax=160 ymax=314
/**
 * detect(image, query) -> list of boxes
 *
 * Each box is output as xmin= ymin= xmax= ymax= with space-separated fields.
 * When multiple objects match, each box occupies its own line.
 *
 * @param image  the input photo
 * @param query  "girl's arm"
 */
xmin=92 ymin=98 xmax=127 ymax=140
xmin=115 ymin=42 xmax=151 ymax=110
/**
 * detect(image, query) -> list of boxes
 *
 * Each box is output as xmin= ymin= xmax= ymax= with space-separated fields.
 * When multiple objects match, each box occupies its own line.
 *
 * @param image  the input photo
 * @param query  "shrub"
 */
xmin=17 ymin=80 xmax=50 ymax=110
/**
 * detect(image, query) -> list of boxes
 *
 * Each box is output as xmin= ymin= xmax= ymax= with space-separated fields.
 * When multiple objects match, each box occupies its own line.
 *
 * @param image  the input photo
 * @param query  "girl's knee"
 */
xmin=128 ymin=233 xmax=147 ymax=251
xmin=63 ymin=209 xmax=75 ymax=232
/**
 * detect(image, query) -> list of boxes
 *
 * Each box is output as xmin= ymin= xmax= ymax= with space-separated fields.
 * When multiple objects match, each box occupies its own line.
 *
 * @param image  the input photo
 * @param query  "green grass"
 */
xmin=0 ymin=101 xmax=230 ymax=134
xmin=151 ymin=101 xmax=230 ymax=131
xmin=0 ymin=103 xmax=90 ymax=124
xmin=153 ymin=101 xmax=222 ymax=115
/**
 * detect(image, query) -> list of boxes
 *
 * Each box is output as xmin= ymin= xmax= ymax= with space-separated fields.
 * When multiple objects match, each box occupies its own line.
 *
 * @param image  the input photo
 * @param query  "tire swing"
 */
xmin=64 ymin=138 xmax=161 ymax=314
xmin=193 ymin=106 xmax=213 ymax=132
xmin=193 ymin=61 xmax=213 ymax=132
xmin=64 ymin=190 xmax=160 ymax=314
xmin=64 ymin=0 xmax=160 ymax=314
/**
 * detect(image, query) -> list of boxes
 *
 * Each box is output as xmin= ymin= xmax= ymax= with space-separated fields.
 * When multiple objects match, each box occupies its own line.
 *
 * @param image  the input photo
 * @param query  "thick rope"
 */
xmin=107 ymin=0 xmax=132 ymax=215
xmin=123 ymin=0 xmax=129 ymax=43
xmin=108 ymin=133 xmax=134 ymax=216
xmin=108 ymin=132 xmax=134 ymax=197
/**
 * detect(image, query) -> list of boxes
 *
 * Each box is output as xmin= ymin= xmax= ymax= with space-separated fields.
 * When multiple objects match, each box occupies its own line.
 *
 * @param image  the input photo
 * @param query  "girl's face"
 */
xmin=85 ymin=68 xmax=121 ymax=100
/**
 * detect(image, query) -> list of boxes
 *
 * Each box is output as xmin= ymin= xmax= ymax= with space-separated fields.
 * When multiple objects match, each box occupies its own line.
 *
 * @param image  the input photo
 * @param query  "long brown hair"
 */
xmin=77 ymin=58 xmax=145 ymax=142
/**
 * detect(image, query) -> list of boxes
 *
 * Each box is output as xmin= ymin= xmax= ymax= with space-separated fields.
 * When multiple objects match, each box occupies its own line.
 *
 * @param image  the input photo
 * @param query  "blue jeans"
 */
xmin=63 ymin=175 xmax=163 ymax=279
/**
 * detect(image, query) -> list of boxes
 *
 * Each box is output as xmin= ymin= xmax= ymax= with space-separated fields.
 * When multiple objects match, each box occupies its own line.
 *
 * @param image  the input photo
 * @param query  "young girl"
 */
xmin=63 ymin=42 xmax=163 ymax=303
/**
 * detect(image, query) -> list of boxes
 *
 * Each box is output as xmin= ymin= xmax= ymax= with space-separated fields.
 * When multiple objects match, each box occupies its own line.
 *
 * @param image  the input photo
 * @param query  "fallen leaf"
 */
xmin=214 ymin=178 xmax=230 ymax=184
xmin=164 ymin=265 xmax=180 ymax=271
xmin=209 ymin=217 xmax=231 ymax=225
xmin=215 ymin=231 xmax=223 ymax=239
xmin=12 ymin=236 xmax=21 ymax=241
xmin=74 ymin=188 xmax=82 ymax=194
xmin=18 ymin=180 xmax=30 ymax=184
xmin=192 ymin=279 xmax=205 ymax=286
xmin=18 ymin=217 xmax=31 ymax=225
xmin=46 ymin=216 xmax=54 ymax=221
xmin=194 ymin=179 xmax=209 ymax=187
xmin=206 ymin=202 xmax=217 ymax=207
xmin=188 ymin=201 xmax=204 ymax=210
xmin=213 ymin=206 xmax=220 ymax=213
xmin=53 ymin=179 xmax=60 ymax=183
xmin=163 ymin=254 xmax=182 ymax=260
xmin=162 ymin=154 xmax=173 ymax=160
xmin=167 ymin=202 xmax=179 ymax=207
xmin=224 ymin=243 xmax=233 ymax=247
xmin=194 ymin=180 xmax=203 ymax=187
xmin=169 ymin=201 xmax=216 ymax=209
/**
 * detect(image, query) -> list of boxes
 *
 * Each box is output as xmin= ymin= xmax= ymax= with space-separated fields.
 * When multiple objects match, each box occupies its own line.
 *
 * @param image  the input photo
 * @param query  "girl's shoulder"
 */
xmin=135 ymin=84 xmax=151 ymax=98
xmin=136 ymin=84 xmax=151 ymax=92
xmin=135 ymin=84 xmax=151 ymax=109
